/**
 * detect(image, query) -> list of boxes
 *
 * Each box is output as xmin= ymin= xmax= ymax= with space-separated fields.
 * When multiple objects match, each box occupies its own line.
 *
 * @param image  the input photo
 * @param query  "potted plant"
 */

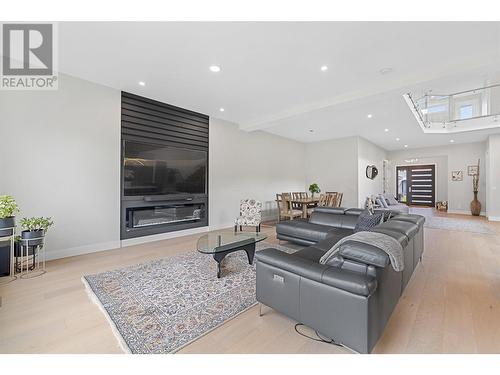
xmin=0 ymin=195 xmax=20 ymax=237
xmin=308 ymin=183 xmax=321 ymax=198
xmin=20 ymin=217 xmax=54 ymax=246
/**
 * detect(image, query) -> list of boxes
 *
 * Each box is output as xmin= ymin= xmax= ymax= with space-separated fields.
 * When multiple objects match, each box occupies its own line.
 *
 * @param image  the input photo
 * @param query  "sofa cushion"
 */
xmin=354 ymin=212 xmax=383 ymax=233
xmin=292 ymin=247 xmax=326 ymax=262
xmin=321 ymin=267 xmax=377 ymax=296
xmin=312 ymin=207 xmax=346 ymax=215
xmin=391 ymin=214 xmax=425 ymax=228
xmin=309 ymin=211 xmax=343 ymax=228
xmin=338 ymin=242 xmax=390 ymax=268
xmin=337 ymin=215 xmax=354 ymax=229
xmin=379 ymin=220 xmax=419 ymax=238
xmin=345 ymin=208 xmax=364 ymax=216
xmin=276 ymin=220 xmax=332 ymax=242
xmin=370 ymin=227 xmax=409 ymax=247
xmin=313 ymin=229 xmax=353 ymax=251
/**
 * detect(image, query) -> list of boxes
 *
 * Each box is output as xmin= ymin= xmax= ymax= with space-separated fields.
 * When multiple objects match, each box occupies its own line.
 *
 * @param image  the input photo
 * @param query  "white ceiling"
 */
xmin=57 ymin=22 xmax=500 ymax=150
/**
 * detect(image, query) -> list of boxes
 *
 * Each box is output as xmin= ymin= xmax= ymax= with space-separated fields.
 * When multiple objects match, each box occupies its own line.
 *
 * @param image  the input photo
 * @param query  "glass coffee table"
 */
xmin=197 ymin=232 xmax=268 ymax=278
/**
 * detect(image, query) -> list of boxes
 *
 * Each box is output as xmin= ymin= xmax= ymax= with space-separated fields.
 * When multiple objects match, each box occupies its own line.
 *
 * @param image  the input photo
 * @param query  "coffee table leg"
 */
xmin=243 ymin=243 xmax=256 ymax=265
xmin=212 ymin=242 xmax=257 ymax=278
xmin=213 ymin=252 xmax=226 ymax=278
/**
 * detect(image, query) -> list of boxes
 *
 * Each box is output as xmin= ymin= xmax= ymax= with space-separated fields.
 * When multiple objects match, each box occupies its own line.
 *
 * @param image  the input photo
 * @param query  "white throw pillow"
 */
xmin=383 ymin=193 xmax=399 ymax=206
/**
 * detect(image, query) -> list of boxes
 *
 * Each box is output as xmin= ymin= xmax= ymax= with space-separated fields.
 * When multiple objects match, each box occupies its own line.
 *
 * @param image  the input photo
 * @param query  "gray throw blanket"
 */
xmin=319 ymin=231 xmax=404 ymax=271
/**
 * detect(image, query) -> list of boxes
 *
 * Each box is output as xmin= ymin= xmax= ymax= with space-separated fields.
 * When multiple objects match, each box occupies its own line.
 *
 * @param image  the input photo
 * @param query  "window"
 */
xmin=459 ymin=104 xmax=473 ymax=119
xmin=425 ymin=104 xmax=447 ymax=114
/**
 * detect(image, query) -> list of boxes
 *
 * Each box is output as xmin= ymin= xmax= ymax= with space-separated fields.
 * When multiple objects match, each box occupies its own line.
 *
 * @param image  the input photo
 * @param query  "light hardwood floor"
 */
xmin=1 ymin=211 xmax=499 ymax=354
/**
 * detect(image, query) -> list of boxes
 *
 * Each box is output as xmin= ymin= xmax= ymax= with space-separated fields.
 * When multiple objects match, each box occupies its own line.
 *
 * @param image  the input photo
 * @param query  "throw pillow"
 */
xmin=383 ymin=193 xmax=399 ymax=206
xmin=354 ymin=211 xmax=383 ymax=233
xmin=378 ymin=195 xmax=389 ymax=208
xmin=381 ymin=210 xmax=392 ymax=222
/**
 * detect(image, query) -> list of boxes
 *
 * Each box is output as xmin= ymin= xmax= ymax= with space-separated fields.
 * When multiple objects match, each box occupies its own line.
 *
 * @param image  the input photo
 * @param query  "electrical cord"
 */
xmin=294 ymin=323 xmax=342 ymax=347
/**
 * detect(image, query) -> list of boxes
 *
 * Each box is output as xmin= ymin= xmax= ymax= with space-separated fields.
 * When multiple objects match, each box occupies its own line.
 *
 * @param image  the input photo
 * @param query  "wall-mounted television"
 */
xmin=123 ymin=140 xmax=207 ymax=196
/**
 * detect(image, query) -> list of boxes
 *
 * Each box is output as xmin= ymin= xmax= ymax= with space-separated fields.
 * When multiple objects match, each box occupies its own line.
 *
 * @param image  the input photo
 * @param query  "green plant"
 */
xmin=0 ymin=195 xmax=20 ymax=219
xmin=20 ymin=217 xmax=54 ymax=233
xmin=308 ymin=183 xmax=321 ymax=195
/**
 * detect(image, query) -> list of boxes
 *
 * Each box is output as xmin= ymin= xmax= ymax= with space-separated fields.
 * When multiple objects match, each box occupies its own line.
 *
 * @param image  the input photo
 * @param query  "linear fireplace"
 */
xmin=120 ymin=92 xmax=209 ymax=240
xmin=126 ymin=203 xmax=205 ymax=229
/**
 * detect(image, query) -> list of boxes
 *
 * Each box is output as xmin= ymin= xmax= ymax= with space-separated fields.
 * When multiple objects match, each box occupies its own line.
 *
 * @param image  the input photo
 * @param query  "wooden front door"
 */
xmin=396 ymin=164 xmax=436 ymax=207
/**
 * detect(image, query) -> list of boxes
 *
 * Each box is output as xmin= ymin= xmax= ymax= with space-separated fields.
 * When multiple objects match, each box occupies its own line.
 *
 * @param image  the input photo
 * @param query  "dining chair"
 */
xmin=280 ymin=193 xmax=303 ymax=221
xmin=324 ymin=192 xmax=340 ymax=207
xmin=335 ymin=192 xmax=343 ymax=207
xmin=291 ymin=192 xmax=302 ymax=210
xmin=276 ymin=193 xmax=283 ymax=222
xmin=318 ymin=193 xmax=328 ymax=207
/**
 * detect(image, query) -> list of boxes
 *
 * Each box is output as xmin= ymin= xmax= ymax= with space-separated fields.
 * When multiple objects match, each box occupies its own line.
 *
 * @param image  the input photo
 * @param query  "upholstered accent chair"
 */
xmin=235 ymin=199 xmax=263 ymax=232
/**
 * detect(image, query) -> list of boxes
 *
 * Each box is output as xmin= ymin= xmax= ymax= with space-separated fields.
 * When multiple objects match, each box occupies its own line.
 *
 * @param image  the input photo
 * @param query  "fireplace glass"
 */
xmin=126 ymin=203 xmax=205 ymax=229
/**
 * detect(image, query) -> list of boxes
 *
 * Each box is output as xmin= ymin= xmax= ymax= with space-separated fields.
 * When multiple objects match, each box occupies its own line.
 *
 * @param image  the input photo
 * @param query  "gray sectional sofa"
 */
xmin=255 ymin=207 xmax=425 ymax=353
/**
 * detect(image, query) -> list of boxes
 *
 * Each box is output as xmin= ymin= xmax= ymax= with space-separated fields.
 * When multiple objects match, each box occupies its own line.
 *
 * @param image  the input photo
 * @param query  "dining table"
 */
xmin=282 ymin=196 xmax=321 ymax=218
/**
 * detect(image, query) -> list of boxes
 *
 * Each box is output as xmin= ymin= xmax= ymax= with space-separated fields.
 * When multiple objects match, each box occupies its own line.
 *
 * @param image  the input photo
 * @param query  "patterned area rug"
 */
xmin=423 ymin=216 xmax=496 ymax=235
xmin=83 ymin=241 xmax=295 ymax=354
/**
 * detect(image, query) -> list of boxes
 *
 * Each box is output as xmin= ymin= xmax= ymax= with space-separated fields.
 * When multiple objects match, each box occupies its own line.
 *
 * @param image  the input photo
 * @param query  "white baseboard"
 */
xmin=45 ymin=240 xmax=122 ymax=261
xmin=487 ymin=216 xmax=500 ymax=222
xmin=447 ymin=209 xmax=486 ymax=216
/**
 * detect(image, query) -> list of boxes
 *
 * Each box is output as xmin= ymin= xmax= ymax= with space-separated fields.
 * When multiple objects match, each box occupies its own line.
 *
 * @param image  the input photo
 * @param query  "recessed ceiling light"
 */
xmin=320 ymin=65 xmax=328 ymax=72
xmin=367 ymin=114 xmax=373 ymax=119
xmin=219 ymin=108 xmax=225 ymax=112
xmin=404 ymin=144 xmax=408 ymax=148
xmin=396 ymin=137 xmax=400 ymax=141
xmin=209 ymin=65 xmax=221 ymax=73
xmin=450 ymin=139 xmax=455 ymax=143
xmin=384 ymin=128 xmax=389 ymax=132
xmin=138 ymin=81 xmax=146 ymax=86
xmin=309 ymin=129 xmax=314 ymax=133
xmin=380 ymin=67 xmax=393 ymax=75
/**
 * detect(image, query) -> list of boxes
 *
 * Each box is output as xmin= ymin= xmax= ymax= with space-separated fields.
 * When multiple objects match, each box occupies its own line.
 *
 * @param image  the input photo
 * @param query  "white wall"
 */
xmin=304 ymin=136 xmax=358 ymax=207
xmin=357 ymin=137 xmax=387 ymax=207
xmin=0 ymin=75 xmax=309 ymax=259
xmin=209 ymin=118 xmax=306 ymax=228
xmin=486 ymin=134 xmax=500 ymax=220
xmin=0 ymin=74 xmax=122 ymax=259
xmin=387 ymin=142 xmax=487 ymax=214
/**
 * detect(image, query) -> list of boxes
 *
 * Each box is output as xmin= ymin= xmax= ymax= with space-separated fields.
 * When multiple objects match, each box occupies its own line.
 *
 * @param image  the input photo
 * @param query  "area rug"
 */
xmin=82 ymin=241 xmax=295 ymax=354
xmin=423 ymin=215 xmax=497 ymax=235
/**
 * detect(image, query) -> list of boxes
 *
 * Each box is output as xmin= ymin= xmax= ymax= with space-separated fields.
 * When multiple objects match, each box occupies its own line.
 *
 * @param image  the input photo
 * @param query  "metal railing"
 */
xmin=404 ymin=83 xmax=500 ymax=133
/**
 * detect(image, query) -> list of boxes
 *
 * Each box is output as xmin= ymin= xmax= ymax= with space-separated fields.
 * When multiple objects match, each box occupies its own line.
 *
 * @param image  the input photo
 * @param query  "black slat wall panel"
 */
xmin=121 ymin=91 xmax=209 ymax=149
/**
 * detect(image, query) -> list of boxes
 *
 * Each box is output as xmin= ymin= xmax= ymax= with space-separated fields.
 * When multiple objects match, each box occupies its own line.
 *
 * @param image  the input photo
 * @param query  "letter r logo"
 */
xmin=2 ymin=24 xmax=53 ymax=76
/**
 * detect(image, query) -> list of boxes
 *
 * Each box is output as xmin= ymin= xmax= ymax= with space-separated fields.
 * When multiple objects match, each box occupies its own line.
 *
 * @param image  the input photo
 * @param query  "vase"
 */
xmin=470 ymin=192 xmax=481 ymax=216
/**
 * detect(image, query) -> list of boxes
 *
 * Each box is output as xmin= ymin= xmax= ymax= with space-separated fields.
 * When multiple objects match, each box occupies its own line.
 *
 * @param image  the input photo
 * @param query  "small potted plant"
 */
xmin=309 ymin=183 xmax=321 ymax=198
xmin=0 ymin=195 xmax=20 ymax=237
xmin=20 ymin=217 xmax=54 ymax=246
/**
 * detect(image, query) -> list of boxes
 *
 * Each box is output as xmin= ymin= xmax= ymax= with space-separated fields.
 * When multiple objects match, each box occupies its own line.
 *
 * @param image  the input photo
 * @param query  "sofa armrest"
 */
xmin=321 ymin=267 xmax=377 ymax=296
xmin=256 ymin=248 xmax=327 ymax=283
xmin=338 ymin=242 xmax=390 ymax=268
xmin=256 ymin=248 xmax=377 ymax=297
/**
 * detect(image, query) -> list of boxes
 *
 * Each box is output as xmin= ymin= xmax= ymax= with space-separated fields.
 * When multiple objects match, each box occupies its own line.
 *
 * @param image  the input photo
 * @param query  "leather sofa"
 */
xmin=255 ymin=207 xmax=425 ymax=353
